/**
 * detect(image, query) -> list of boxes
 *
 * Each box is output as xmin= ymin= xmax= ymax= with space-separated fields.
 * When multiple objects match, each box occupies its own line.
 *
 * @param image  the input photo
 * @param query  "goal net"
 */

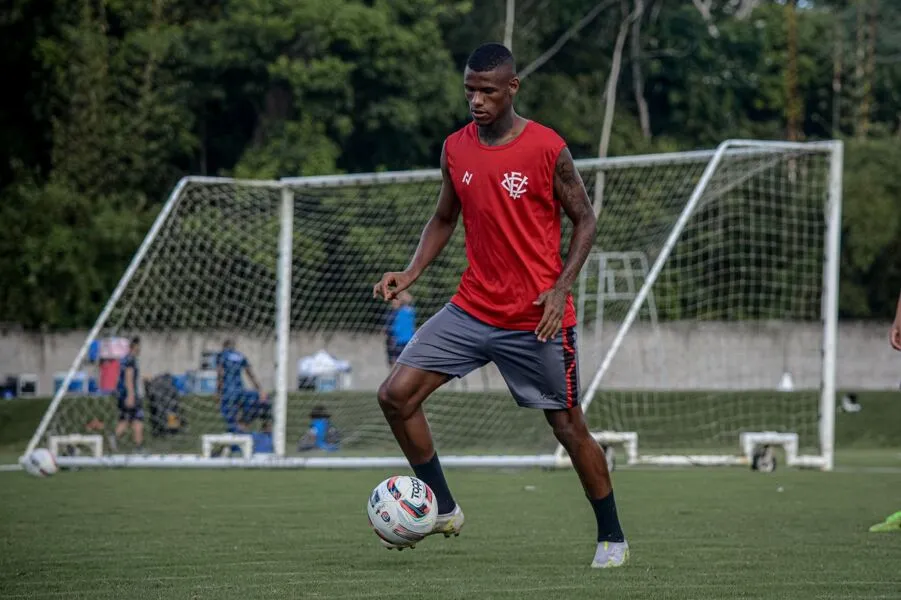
xmin=25 ymin=140 xmax=842 ymax=470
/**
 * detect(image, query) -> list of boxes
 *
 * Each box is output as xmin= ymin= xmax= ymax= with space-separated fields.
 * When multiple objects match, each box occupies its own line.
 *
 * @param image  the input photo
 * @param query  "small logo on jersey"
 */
xmin=462 ymin=171 xmax=473 ymax=185
xmin=501 ymin=171 xmax=529 ymax=200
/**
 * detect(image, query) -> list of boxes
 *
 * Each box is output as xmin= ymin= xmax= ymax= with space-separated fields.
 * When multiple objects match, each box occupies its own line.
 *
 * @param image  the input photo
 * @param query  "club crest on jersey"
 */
xmin=501 ymin=171 xmax=529 ymax=200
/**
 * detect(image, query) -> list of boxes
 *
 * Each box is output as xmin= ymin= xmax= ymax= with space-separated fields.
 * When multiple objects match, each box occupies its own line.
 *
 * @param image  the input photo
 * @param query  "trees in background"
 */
xmin=1 ymin=0 xmax=899 ymax=328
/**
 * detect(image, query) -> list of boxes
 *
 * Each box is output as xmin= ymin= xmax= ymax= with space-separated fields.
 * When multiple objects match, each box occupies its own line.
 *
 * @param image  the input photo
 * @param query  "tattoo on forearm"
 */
xmin=554 ymin=147 xmax=596 ymax=290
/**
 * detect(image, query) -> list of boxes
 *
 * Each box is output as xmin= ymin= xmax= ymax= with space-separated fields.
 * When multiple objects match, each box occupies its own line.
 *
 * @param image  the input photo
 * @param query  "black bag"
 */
xmin=146 ymin=374 xmax=184 ymax=437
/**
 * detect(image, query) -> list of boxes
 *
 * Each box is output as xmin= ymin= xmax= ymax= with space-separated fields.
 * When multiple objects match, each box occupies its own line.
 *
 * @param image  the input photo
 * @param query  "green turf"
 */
xmin=1 ymin=393 xmax=899 ymax=598
xmin=0 ymin=398 xmax=50 ymax=462
xmin=1 ymin=467 xmax=899 ymax=599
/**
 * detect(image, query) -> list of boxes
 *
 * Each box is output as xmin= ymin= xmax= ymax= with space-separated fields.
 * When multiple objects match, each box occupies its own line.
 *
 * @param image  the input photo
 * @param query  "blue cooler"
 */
xmin=54 ymin=371 xmax=88 ymax=394
xmin=172 ymin=374 xmax=190 ymax=395
xmin=315 ymin=372 xmax=339 ymax=392
xmin=194 ymin=370 xmax=218 ymax=395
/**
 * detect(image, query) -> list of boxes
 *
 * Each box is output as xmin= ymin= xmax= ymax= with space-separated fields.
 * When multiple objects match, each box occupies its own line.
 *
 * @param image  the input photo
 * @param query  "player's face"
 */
xmin=464 ymin=66 xmax=519 ymax=126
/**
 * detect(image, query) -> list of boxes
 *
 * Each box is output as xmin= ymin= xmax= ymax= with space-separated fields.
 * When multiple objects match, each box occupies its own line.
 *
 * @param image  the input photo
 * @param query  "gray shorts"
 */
xmin=397 ymin=303 xmax=579 ymax=410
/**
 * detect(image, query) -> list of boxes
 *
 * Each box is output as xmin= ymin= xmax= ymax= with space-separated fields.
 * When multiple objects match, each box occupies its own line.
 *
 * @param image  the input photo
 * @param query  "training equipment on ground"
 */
xmin=367 ymin=476 xmax=437 ymax=549
xmin=22 ymin=448 xmax=58 ymax=477
xmin=25 ymin=139 xmax=843 ymax=471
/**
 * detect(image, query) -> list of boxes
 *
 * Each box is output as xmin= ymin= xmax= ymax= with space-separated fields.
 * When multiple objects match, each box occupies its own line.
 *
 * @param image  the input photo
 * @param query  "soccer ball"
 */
xmin=23 ymin=448 xmax=58 ymax=477
xmin=367 ymin=475 xmax=437 ymax=548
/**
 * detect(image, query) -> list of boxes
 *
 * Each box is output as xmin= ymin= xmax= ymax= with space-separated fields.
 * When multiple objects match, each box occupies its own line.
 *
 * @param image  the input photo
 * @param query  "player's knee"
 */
xmin=550 ymin=413 xmax=590 ymax=449
xmin=377 ymin=380 xmax=409 ymax=419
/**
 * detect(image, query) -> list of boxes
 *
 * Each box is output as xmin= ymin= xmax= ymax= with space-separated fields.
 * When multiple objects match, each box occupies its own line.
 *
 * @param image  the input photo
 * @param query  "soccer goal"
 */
xmin=24 ymin=139 xmax=842 ymax=471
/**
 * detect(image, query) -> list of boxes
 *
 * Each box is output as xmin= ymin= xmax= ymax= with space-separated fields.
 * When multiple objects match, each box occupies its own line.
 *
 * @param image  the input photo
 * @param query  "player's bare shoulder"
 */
xmin=552 ymin=145 xmax=591 ymax=215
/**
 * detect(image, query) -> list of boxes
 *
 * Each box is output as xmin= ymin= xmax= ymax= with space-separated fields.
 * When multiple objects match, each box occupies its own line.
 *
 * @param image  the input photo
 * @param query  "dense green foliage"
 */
xmin=2 ymin=0 xmax=900 ymax=329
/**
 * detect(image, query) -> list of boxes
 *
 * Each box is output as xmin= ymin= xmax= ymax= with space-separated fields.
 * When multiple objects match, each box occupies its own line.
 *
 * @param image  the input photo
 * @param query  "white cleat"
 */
xmin=427 ymin=504 xmax=465 ymax=538
xmin=379 ymin=504 xmax=464 ymax=550
xmin=591 ymin=540 xmax=630 ymax=568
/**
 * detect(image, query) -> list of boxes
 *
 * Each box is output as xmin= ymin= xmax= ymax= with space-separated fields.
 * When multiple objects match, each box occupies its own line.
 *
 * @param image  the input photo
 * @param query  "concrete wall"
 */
xmin=2 ymin=321 xmax=899 ymax=396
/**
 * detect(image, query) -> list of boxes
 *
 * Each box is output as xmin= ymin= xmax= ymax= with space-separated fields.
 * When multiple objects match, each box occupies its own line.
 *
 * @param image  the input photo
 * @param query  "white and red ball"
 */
xmin=367 ymin=475 xmax=437 ymax=547
xmin=23 ymin=448 xmax=58 ymax=477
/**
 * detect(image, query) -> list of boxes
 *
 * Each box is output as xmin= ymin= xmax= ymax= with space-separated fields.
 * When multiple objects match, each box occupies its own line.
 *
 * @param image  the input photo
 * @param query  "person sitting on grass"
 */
xmin=384 ymin=291 xmax=416 ymax=367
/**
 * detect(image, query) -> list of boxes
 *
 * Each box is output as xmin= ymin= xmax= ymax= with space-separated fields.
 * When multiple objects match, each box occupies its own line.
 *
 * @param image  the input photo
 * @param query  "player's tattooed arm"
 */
xmin=553 ymin=146 xmax=597 ymax=294
xmin=534 ymin=147 xmax=597 ymax=341
xmin=373 ymin=142 xmax=461 ymax=302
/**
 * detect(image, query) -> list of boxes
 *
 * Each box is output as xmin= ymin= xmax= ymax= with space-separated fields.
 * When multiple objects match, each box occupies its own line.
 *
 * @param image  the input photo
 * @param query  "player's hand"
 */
xmin=533 ymin=287 xmax=568 ymax=342
xmin=126 ymin=395 xmax=135 ymax=409
xmin=373 ymin=270 xmax=415 ymax=302
xmin=890 ymin=320 xmax=901 ymax=351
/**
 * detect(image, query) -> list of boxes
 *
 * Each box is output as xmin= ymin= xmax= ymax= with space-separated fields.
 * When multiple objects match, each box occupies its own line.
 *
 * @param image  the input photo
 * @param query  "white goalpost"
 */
xmin=23 ymin=139 xmax=842 ymax=471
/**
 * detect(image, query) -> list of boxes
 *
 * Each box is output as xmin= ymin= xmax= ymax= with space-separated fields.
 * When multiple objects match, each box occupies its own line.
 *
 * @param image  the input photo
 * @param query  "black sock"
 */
xmin=590 ymin=491 xmax=625 ymax=543
xmin=411 ymin=453 xmax=457 ymax=514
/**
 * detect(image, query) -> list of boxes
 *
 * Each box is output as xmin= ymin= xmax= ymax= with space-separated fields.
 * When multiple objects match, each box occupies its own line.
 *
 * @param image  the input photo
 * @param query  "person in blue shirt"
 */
xmin=385 ymin=291 xmax=417 ymax=366
xmin=297 ymin=405 xmax=340 ymax=452
xmin=111 ymin=337 xmax=145 ymax=453
xmin=217 ymin=339 xmax=268 ymax=434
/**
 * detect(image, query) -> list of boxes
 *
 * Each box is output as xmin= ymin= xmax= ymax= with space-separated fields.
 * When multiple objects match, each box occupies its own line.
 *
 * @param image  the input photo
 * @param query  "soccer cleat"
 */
xmin=868 ymin=511 xmax=901 ymax=533
xmin=379 ymin=539 xmax=416 ymax=551
xmin=428 ymin=504 xmax=465 ymax=538
xmin=591 ymin=540 xmax=630 ymax=568
xmin=379 ymin=505 xmax=464 ymax=550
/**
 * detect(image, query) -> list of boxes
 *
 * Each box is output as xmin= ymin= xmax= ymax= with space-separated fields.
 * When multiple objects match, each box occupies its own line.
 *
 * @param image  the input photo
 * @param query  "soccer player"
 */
xmin=890 ymin=287 xmax=901 ymax=352
xmin=111 ymin=336 xmax=145 ymax=453
xmin=217 ymin=339 xmax=268 ymax=435
xmin=878 ymin=295 xmax=901 ymax=533
xmin=372 ymin=43 xmax=628 ymax=567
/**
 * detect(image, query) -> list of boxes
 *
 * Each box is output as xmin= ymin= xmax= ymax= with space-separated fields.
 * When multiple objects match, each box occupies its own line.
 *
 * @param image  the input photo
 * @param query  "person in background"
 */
xmin=110 ymin=337 xmax=145 ymax=453
xmin=385 ymin=291 xmax=416 ymax=367
xmin=889 ymin=287 xmax=901 ymax=352
xmin=297 ymin=405 xmax=340 ymax=452
xmin=217 ymin=339 xmax=268 ymax=435
xmin=872 ymin=290 xmax=901 ymax=532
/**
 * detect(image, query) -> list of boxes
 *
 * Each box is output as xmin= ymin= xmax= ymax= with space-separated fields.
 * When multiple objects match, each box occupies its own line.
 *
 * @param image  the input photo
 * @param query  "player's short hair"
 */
xmin=466 ymin=43 xmax=516 ymax=73
xmin=223 ymin=338 xmax=235 ymax=349
xmin=130 ymin=336 xmax=140 ymax=347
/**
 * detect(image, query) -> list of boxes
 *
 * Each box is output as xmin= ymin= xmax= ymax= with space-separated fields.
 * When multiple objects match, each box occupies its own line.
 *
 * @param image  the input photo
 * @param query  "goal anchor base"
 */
xmin=202 ymin=434 xmax=254 ymax=459
xmin=49 ymin=434 xmax=103 ymax=458
xmin=551 ymin=430 xmax=828 ymax=470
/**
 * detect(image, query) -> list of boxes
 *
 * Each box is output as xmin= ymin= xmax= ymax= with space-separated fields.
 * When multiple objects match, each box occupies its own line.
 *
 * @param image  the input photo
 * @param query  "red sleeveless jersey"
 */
xmin=445 ymin=120 xmax=578 ymax=330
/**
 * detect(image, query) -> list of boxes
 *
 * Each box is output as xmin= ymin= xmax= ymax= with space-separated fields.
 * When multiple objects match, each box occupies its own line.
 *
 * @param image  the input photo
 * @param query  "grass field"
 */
xmin=1 ymin=393 xmax=900 ymax=599
xmin=1 ymin=467 xmax=900 ymax=599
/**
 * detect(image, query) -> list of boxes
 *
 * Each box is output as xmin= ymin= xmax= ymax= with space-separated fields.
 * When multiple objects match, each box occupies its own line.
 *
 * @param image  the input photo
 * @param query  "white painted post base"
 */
xmin=740 ymin=431 xmax=800 ymax=466
xmin=49 ymin=434 xmax=103 ymax=458
xmin=202 ymin=434 xmax=253 ymax=459
xmin=591 ymin=431 xmax=639 ymax=466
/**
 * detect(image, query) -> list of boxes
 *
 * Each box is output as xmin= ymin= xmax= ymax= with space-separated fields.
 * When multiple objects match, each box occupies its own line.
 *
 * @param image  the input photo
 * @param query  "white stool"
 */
xmin=49 ymin=434 xmax=103 ymax=458
xmin=202 ymin=434 xmax=253 ymax=458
